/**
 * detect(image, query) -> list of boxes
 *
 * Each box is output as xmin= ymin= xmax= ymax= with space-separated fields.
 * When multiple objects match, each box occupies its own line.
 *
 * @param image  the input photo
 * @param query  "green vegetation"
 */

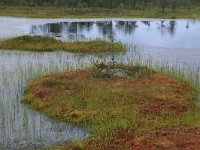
xmin=1 ymin=0 xmax=200 ymax=15
xmin=22 ymin=64 xmax=200 ymax=149
xmin=1 ymin=0 xmax=200 ymax=18
xmin=1 ymin=6 xmax=200 ymax=19
xmin=0 ymin=36 xmax=125 ymax=53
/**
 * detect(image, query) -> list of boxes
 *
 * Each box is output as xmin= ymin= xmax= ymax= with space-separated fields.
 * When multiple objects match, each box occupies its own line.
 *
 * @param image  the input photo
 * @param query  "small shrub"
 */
xmin=92 ymin=63 xmax=154 ymax=79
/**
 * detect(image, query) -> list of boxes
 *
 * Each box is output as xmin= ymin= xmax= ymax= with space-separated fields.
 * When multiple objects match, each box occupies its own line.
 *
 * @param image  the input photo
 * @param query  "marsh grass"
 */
xmin=22 ymin=64 xmax=200 ymax=150
xmin=1 ymin=6 xmax=200 ymax=19
xmin=0 ymin=36 xmax=126 ymax=53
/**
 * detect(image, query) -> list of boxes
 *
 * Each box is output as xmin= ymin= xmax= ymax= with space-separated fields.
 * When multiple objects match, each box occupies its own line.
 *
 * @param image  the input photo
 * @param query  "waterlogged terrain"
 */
xmin=0 ymin=48 xmax=199 ymax=149
xmin=0 ymin=17 xmax=200 ymax=149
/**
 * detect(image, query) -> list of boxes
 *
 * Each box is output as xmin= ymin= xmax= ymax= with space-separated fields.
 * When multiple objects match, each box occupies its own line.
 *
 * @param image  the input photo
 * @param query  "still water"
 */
xmin=26 ymin=20 xmax=200 ymax=49
xmin=0 ymin=18 xmax=200 ymax=149
xmin=0 ymin=51 xmax=92 ymax=149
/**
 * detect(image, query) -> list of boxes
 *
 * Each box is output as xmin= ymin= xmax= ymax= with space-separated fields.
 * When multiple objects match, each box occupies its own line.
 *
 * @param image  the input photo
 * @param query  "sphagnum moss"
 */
xmin=22 ymin=64 xmax=200 ymax=150
xmin=0 ymin=36 xmax=126 ymax=53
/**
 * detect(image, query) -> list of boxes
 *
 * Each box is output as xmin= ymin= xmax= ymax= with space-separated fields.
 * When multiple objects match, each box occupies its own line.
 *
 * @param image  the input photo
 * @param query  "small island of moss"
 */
xmin=0 ymin=36 xmax=125 ymax=53
xmin=22 ymin=64 xmax=200 ymax=150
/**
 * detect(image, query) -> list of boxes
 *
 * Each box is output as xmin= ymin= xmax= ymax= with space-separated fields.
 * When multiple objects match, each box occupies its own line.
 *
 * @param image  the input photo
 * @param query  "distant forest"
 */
xmin=1 ymin=0 xmax=199 ymax=11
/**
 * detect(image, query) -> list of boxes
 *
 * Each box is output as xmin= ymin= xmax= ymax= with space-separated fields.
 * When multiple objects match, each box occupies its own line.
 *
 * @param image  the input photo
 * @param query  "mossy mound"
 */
xmin=22 ymin=64 xmax=199 ymax=150
xmin=0 ymin=36 xmax=126 ymax=53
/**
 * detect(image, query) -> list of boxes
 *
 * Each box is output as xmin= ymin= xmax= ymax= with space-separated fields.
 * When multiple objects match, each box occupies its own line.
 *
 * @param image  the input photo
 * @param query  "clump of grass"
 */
xmin=92 ymin=63 xmax=154 ymax=78
xmin=22 ymin=64 xmax=200 ymax=149
xmin=0 ymin=36 xmax=126 ymax=53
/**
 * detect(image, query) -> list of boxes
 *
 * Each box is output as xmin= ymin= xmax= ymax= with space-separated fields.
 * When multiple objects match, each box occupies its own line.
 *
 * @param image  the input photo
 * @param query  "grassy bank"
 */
xmin=0 ymin=36 xmax=125 ymax=53
xmin=22 ymin=64 xmax=200 ymax=150
xmin=1 ymin=6 xmax=200 ymax=19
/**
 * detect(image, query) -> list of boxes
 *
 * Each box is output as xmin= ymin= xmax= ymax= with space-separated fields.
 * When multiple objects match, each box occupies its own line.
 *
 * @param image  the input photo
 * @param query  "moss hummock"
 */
xmin=22 ymin=64 xmax=200 ymax=150
xmin=0 ymin=36 xmax=125 ymax=53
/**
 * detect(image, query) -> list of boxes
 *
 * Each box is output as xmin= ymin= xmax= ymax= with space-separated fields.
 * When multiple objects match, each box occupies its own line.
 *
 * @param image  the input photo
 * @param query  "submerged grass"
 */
xmin=0 ymin=36 xmax=125 ymax=53
xmin=22 ymin=64 xmax=200 ymax=150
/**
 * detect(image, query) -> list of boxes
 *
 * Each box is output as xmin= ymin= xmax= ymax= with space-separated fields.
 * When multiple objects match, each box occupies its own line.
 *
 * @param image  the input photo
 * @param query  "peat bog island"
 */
xmin=0 ymin=1 xmax=200 ymax=150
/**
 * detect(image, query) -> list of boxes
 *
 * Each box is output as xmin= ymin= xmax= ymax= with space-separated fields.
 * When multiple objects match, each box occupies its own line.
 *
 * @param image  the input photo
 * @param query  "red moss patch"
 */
xmin=129 ymin=73 xmax=196 ymax=116
xmin=132 ymin=128 xmax=200 ymax=150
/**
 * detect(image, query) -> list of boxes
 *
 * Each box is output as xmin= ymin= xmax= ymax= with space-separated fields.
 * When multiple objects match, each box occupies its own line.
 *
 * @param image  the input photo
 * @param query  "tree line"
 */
xmin=1 ymin=0 xmax=199 ymax=11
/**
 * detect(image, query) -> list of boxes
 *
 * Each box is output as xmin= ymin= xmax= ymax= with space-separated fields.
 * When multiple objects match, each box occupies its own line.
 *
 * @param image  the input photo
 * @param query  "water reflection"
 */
xmin=186 ymin=20 xmax=190 ymax=29
xmin=141 ymin=21 xmax=150 ymax=27
xmin=115 ymin=21 xmax=138 ymax=35
xmin=96 ymin=21 xmax=114 ymax=40
xmin=157 ymin=21 xmax=176 ymax=36
xmin=168 ymin=21 xmax=176 ymax=36
xmin=29 ymin=20 xmax=200 ymax=49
